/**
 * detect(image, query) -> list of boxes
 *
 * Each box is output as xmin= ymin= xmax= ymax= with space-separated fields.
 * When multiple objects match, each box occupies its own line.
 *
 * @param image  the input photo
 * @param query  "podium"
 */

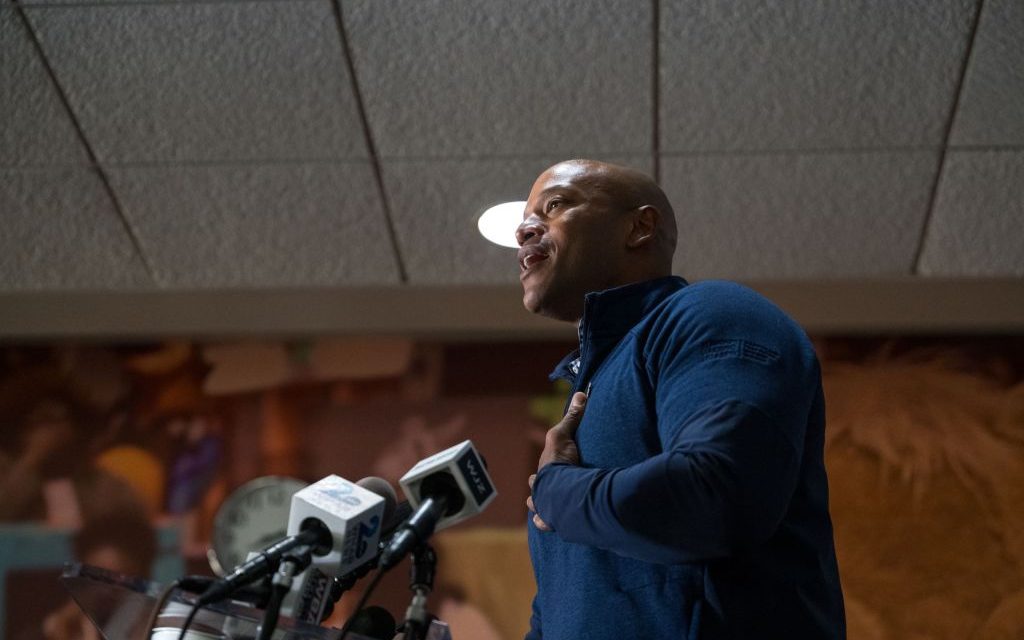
xmin=61 ymin=564 xmax=451 ymax=640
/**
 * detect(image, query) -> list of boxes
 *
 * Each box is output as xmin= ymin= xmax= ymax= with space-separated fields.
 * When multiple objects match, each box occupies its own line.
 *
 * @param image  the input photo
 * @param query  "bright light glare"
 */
xmin=477 ymin=201 xmax=526 ymax=248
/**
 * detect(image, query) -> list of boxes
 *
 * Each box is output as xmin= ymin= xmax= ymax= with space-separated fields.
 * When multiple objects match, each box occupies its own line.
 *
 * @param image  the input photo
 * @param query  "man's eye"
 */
xmin=546 ymin=199 xmax=563 ymax=213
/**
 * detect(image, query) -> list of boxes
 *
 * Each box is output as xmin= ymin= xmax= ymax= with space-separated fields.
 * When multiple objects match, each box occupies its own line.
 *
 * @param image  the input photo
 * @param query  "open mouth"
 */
xmin=518 ymin=247 xmax=549 ymax=275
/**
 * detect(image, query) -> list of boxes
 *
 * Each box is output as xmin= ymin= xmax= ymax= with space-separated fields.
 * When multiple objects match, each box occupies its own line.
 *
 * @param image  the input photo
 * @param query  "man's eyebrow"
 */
xmin=523 ymin=187 xmax=569 ymax=220
xmin=536 ymin=184 xmax=580 ymax=200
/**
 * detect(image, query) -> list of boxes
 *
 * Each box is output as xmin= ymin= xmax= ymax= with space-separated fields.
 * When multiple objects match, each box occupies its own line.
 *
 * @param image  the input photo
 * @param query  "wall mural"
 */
xmin=822 ymin=345 xmax=1024 ymax=639
xmin=0 ymin=338 xmax=1020 ymax=639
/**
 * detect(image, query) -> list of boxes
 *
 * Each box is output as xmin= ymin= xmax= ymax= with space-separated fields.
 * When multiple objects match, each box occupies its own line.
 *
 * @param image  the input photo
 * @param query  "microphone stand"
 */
xmin=401 ymin=544 xmax=437 ymax=640
xmin=257 ymin=545 xmax=313 ymax=640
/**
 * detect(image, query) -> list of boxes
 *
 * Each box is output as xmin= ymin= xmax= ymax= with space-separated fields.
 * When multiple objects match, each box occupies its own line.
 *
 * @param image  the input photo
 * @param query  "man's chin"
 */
xmin=522 ymin=289 xmax=543 ymax=315
xmin=523 ymin=290 xmax=578 ymax=322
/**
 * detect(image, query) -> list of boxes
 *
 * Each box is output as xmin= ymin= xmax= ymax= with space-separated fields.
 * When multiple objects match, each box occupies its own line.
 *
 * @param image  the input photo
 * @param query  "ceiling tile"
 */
xmin=383 ymin=156 xmax=653 ymax=284
xmin=343 ymin=0 xmax=652 ymax=158
xmin=0 ymin=168 xmax=151 ymax=289
xmin=23 ymin=1 xmax=367 ymax=163
xmin=949 ymin=0 xmax=1024 ymax=147
xmin=918 ymin=151 xmax=1024 ymax=276
xmin=0 ymin=10 xmax=88 ymax=166
xmin=107 ymin=163 xmax=400 ymax=288
xmin=661 ymin=151 xmax=939 ymax=279
xmin=660 ymin=0 xmax=976 ymax=152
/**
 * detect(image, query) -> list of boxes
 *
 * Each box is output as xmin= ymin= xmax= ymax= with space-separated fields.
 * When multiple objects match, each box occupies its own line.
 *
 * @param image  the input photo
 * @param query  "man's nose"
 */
xmin=516 ymin=218 xmax=545 ymax=246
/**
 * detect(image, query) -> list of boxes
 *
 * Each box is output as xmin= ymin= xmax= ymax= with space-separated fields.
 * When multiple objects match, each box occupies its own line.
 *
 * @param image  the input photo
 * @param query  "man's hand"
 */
xmin=527 ymin=391 xmax=587 ymax=532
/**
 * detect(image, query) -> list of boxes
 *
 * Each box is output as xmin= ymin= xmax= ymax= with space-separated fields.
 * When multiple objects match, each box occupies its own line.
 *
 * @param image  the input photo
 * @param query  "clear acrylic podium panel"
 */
xmin=61 ymin=563 xmax=451 ymax=640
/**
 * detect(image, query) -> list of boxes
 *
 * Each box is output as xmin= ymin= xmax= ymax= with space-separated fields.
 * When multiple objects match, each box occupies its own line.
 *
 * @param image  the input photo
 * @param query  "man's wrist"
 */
xmin=532 ymin=462 xmax=573 ymax=526
xmin=536 ymin=460 xmax=571 ymax=476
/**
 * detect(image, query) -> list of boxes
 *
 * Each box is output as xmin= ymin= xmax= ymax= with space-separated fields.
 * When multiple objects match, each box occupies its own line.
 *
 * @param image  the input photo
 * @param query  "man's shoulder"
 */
xmin=639 ymin=279 xmax=813 ymax=357
xmin=655 ymin=279 xmax=788 ymax=325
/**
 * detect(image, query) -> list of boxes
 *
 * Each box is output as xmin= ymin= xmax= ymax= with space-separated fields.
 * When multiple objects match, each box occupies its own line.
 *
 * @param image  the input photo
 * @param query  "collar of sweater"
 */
xmin=549 ymin=276 xmax=688 ymax=382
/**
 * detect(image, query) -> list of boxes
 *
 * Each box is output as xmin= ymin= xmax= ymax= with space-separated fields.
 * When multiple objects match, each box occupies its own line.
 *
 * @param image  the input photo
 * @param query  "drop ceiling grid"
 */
xmin=662 ymin=151 xmax=940 ymax=280
xmin=948 ymin=0 xmax=1024 ymax=147
xmin=1 ymin=0 xmax=1019 ymax=292
xmin=10 ymin=0 xmax=406 ymax=289
xmin=341 ymin=0 xmax=654 ymax=160
xmin=0 ymin=168 xmax=154 ymax=289
xmin=919 ymin=0 xmax=1024 ymax=276
xmin=917 ymin=150 xmax=1024 ymax=276
xmin=657 ymin=0 xmax=978 ymax=153
xmin=106 ymin=163 xmax=402 ymax=288
xmin=0 ymin=9 xmax=88 ymax=167
xmin=20 ymin=0 xmax=370 ymax=164
xmin=655 ymin=0 xmax=994 ymax=282
xmin=2 ymin=7 xmax=163 ymax=289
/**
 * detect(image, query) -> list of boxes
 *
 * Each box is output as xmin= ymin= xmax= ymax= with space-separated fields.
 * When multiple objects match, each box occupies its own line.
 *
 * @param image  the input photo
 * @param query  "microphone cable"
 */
xmin=143 ymin=576 xmax=214 ymax=640
xmin=171 ymin=576 xmax=219 ymax=640
xmin=176 ymin=602 xmax=203 ymax=640
xmin=143 ymin=578 xmax=180 ymax=638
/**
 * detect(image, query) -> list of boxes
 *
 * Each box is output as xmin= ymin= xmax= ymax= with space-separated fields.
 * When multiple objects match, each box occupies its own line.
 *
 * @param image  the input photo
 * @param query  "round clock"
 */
xmin=208 ymin=476 xmax=308 ymax=577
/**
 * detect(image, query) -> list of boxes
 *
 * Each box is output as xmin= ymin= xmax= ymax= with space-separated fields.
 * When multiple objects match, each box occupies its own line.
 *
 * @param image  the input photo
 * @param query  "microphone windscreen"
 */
xmin=347 ymin=605 xmax=397 ymax=639
xmin=383 ymin=501 xmax=414 ymax=536
xmin=357 ymin=476 xmax=398 ymax=524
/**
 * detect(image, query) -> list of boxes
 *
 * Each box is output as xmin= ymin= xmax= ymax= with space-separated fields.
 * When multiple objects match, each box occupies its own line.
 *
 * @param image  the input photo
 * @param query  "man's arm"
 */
xmin=531 ymin=399 xmax=800 ymax=564
xmin=531 ymin=292 xmax=818 ymax=564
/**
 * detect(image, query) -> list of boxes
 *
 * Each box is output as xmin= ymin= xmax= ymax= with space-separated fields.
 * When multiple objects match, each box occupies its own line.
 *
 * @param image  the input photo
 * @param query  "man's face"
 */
xmin=516 ymin=164 xmax=628 ymax=321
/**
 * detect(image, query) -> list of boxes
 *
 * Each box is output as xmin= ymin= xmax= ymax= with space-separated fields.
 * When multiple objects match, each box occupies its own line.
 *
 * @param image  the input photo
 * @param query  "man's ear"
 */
xmin=626 ymin=206 xmax=659 ymax=249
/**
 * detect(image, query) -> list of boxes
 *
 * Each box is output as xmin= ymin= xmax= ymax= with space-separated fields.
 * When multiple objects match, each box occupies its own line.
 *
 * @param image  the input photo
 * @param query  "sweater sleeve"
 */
xmin=532 ymin=286 xmax=817 ymax=564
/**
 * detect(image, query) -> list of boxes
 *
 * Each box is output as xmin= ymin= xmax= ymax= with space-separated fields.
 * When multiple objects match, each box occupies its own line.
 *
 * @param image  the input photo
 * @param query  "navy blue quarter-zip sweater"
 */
xmin=527 ymin=276 xmax=845 ymax=639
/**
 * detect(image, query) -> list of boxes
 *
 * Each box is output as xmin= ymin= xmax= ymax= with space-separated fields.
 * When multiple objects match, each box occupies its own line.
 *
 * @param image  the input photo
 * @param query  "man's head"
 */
xmin=516 ymin=159 xmax=677 ymax=321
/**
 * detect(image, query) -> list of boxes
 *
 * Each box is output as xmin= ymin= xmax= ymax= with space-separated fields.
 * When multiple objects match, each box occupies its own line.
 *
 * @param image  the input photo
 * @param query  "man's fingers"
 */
xmin=529 ymin=392 xmax=586 ymax=533
xmin=565 ymin=392 xmax=587 ymax=419
xmin=528 ymin=494 xmax=551 ymax=531
xmin=533 ymin=513 xmax=551 ymax=531
xmin=557 ymin=391 xmax=588 ymax=435
xmin=526 ymin=474 xmax=547 ymax=530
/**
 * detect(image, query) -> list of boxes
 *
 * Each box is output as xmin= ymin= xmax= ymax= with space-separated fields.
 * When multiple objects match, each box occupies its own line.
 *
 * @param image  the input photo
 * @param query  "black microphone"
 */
xmin=380 ymin=476 xmax=459 ymax=570
xmin=379 ymin=440 xmax=496 ymax=570
xmin=347 ymin=605 xmax=397 ymax=640
xmin=197 ymin=522 xmax=330 ymax=606
xmin=384 ymin=500 xmax=414 ymax=537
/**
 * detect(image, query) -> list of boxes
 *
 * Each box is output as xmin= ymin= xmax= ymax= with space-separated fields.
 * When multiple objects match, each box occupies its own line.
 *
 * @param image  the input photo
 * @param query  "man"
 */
xmin=518 ymin=160 xmax=845 ymax=639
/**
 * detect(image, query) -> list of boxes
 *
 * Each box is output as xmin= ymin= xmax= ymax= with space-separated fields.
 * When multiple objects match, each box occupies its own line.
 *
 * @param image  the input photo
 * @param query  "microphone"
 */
xmin=347 ymin=606 xmax=397 ymax=639
xmin=286 ymin=475 xmax=391 ymax=578
xmin=197 ymin=521 xmax=329 ymax=606
xmin=280 ymin=477 xmax=397 ymax=623
xmin=356 ymin=476 xmax=399 ymax=527
xmin=197 ymin=475 xmax=394 ymax=608
xmin=321 ymin=498 xmax=414 ymax=606
xmin=385 ymin=500 xmax=414 ymax=537
xmin=380 ymin=440 xmax=496 ymax=570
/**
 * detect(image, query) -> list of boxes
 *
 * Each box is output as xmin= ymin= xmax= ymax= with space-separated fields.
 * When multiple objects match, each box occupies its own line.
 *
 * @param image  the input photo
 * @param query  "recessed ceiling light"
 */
xmin=477 ymin=201 xmax=526 ymax=248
